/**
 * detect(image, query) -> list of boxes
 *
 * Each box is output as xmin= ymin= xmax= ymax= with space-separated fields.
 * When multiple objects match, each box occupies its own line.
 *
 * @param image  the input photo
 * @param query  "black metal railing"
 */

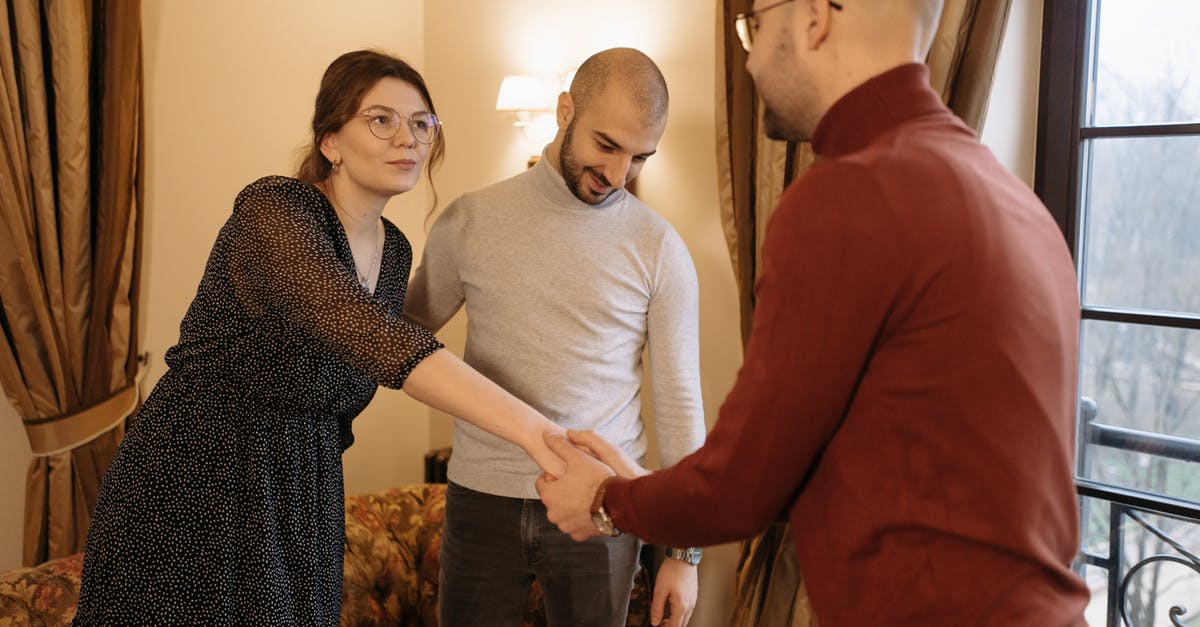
xmin=1083 ymin=397 xmax=1200 ymax=467
xmin=1076 ymin=397 xmax=1200 ymax=627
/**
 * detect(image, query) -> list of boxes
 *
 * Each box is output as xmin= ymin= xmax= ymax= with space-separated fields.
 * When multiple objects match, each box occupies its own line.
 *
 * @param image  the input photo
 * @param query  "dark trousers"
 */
xmin=438 ymin=481 xmax=641 ymax=627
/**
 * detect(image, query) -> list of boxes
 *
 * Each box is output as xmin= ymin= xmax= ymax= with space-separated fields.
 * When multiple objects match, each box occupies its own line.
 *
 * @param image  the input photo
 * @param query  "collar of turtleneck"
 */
xmin=812 ymin=62 xmax=959 ymax=159
xmin=528 ymin=147 xmax=628 ymax=211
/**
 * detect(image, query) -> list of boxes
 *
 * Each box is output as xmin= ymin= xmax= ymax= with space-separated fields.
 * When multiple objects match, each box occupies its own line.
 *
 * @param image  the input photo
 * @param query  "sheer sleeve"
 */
xmin=223 ymin=176 xmax=443 ymax=389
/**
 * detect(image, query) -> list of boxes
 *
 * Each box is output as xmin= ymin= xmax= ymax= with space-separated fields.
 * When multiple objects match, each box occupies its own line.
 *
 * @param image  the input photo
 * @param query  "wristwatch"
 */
xmin=590 ymin=478 xmax=622 ymax=537
xmin=665 ymin=547 xmax=703 ymax=566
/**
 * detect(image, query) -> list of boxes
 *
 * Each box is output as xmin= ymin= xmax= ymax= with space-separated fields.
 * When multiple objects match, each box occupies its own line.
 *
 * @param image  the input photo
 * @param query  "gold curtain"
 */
xmin=0 ymin=0 xmax=144 ymax=567
xmin=715 ymin=0 xmax=1014 ymax=624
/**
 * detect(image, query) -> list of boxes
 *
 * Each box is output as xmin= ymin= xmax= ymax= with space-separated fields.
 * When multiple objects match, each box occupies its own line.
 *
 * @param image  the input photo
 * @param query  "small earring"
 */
xmin=331 ymin=161 xmax=341 ymax=174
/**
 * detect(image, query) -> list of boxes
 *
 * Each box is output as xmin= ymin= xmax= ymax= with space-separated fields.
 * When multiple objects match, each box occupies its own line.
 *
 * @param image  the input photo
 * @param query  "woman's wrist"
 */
xmin=524 ymin=422 xmax=568 ymax=476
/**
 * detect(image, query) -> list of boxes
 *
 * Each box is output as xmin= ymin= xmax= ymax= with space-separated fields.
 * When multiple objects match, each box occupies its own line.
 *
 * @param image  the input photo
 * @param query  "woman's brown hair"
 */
xmin=296 ymin=49 xmax=444 ymax=206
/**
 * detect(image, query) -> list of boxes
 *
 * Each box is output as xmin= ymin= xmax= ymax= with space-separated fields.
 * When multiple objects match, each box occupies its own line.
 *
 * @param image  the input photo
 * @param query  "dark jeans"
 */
xmin=439 ymin=481 xmax=642 ymax=627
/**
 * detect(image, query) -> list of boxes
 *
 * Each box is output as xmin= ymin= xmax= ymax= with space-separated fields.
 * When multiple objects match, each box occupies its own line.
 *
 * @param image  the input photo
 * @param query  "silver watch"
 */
xmin=665 ymin=547 xmax=702 ymax=565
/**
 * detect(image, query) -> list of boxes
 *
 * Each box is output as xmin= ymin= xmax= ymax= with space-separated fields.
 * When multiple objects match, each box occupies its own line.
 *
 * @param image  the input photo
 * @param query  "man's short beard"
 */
xmin=559 ymin=117 xmax=614 ymax=205
xmin=762 ymin=101 xmax=812 ymax=143
xmin=559 ymin=118 xmax=586 ymax=202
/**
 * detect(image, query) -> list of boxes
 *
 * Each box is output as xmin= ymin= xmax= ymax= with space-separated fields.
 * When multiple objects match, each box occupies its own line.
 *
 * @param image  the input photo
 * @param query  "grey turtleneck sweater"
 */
xmin=404 ymin=156 xmax=705 ymax=499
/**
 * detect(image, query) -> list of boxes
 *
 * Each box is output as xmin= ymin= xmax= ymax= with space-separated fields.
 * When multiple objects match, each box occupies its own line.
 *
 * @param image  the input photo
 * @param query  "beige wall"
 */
xmin=136 ymin=0 xmax=436 ymax=499
xmin=0 ymin=0 xmax=433 ymax=570
xmin=0 ymin=7 xmax=1048 ymax=625
xmin=980 ymin=0 xmax=1044 ymax=186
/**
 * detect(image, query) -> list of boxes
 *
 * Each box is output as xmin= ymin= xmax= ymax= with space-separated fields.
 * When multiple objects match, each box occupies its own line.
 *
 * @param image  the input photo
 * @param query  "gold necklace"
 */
xmin=356 ymin=226 xmax=382 ymax=290
xmin=321 ymin=182 xmax=382 ymax=291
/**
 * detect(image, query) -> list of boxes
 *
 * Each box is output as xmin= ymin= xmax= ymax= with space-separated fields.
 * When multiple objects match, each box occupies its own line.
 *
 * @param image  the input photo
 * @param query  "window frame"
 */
xmin=1034 ymin=1 xmax=1200 ymax=623
xmin=1034 ymin=0 xmax=1200 ymax=520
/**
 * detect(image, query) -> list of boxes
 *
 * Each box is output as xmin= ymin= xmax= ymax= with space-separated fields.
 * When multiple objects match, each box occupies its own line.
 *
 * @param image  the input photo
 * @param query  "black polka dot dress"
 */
xmin=73 ymin=176 xmax=443 ymax=625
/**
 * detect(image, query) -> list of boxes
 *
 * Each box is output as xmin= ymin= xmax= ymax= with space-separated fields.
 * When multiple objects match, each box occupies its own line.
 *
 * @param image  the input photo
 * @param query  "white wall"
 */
xmin=0 ymin=9 xmax=1048 ymax=624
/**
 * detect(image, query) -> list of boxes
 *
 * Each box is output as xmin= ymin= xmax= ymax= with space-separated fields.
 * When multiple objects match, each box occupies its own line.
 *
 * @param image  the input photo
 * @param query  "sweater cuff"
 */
xmin=603 ymin=476 xmax=637 ymax=534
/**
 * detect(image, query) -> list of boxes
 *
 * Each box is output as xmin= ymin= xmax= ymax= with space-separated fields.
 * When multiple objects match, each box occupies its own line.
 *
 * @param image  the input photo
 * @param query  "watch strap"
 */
xmin=590 ymin=477 xmax=615 ymax=516
xmin=665 ymin=546 xmax=703 ymax=565
xmin=590 ymin=477 xmax=621 ymax=536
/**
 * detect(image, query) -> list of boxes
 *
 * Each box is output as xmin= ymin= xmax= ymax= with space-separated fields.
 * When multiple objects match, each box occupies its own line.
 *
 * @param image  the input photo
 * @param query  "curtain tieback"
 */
xmin=22 ymin=366 xmax=146 ymax=457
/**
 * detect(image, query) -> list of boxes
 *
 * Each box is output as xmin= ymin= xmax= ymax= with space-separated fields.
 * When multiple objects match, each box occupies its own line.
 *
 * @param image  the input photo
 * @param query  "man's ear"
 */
xmin=804 ymin=0 xmax=835 ymax=50
xmin=556 ymin=91 xmax=575 ymax=129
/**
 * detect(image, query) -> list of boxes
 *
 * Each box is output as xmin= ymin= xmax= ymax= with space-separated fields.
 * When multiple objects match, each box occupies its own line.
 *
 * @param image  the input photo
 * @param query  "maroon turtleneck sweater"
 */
xmin=605 ymin=64 xmax=1090 ymax=625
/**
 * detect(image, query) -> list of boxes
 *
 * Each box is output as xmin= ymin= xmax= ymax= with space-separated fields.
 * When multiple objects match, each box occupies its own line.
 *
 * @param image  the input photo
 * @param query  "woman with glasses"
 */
xmin=73 ymin=50 xmax=568 ymax=625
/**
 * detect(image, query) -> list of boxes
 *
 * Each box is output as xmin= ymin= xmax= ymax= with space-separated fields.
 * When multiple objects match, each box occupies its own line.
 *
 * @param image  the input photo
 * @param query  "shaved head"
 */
xmin=568 ymin=47 xmax=669 ymax=124
xmin=853 ymin=0 xmax=943 ymax=22
xmin=852 ymin=0 xmax=945 ymax=58
xmin=912 ymin=0 xmax=945 ymax=31
xmin=744 ymin=0 xmax=946 ymax=141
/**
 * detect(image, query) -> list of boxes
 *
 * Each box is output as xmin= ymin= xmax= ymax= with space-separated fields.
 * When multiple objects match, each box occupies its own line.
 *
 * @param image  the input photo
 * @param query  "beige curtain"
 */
xmin=715 ymin=0 xmax=1014 ymax=624
xmin=0 ymin=0 xmax=144 ymax=567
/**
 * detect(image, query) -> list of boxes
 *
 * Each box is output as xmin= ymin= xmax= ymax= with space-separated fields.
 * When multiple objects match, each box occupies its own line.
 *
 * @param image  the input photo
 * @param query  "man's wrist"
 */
xmin=665 ymin=547 xmax=703 ymax=566
xmin=590 ymin=476 xmax=621 ymax=537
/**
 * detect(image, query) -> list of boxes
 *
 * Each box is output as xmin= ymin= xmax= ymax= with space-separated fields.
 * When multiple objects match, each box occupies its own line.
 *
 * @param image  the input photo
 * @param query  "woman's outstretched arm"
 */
xmin=402 ymin=349 xmax=567 ymax=477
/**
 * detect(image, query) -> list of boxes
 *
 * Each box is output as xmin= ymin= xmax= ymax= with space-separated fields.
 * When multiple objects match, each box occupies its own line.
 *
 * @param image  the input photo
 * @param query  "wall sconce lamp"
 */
xmin=496 ymin=74 xmax=561 ymax=167
xmin=495 ymin=75 xmax=557 ymax=125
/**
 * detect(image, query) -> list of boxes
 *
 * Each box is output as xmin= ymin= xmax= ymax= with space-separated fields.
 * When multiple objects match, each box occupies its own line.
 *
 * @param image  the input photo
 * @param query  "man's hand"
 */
xmin=535 ymin=432 xmax=616 ymax=541
xmin=567 ymin=429 xmax=650 ymax=479
xmin=527 ymin=425 xmax=569 ymax=478
xmin=651 ymin=556 xmax=698 ymax=626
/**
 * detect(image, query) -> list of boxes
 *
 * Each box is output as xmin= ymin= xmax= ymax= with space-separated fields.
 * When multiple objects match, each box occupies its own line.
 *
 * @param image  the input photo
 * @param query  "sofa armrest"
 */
xmin=0 ymin=552 xmax=83 ymax=624
xmin=342 ymin=483 xmax=447 ymax=626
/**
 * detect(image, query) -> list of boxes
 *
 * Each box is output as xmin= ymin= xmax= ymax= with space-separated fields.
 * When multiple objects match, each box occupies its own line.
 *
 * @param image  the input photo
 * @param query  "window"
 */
xmin=1036 ymin=1 xmax=1200 ymax=625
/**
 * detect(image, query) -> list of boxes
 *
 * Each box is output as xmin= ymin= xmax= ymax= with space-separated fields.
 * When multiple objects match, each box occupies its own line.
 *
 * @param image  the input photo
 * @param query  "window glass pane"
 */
xmin=1089 ymin=0 xmax=1200 ymax=126
xmin=1080 ymin=136 xmax=1200 ymax=314
xmin=1077 ymin=495 xmax=1200 ymax=627
xmin=1078 ymin=320 xmax=1200 ymax=504
xmin=1079 ymin=563 xmax=1109 ymax=627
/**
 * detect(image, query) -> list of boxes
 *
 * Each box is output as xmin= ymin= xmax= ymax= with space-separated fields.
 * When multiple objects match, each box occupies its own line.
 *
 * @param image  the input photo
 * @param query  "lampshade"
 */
xmin=495 ymin=75 xmax=558 ymax=112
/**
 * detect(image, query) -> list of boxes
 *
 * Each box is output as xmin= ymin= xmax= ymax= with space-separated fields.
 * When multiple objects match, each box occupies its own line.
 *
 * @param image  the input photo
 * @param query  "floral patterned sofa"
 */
xmin=0 ymin=483 xmax=649 ymax=626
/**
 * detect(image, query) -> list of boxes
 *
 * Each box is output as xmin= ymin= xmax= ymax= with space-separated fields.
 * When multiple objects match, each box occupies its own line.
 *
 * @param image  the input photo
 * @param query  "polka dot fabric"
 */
xmin=73 ymin=176 xmax=443 ymax=624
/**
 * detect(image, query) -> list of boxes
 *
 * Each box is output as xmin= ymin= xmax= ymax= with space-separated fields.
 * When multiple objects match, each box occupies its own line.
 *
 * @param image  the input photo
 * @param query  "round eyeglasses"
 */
xmin=735 ymin=0 xmax=842 ymax=53
xmin=355 ymin=106 xmax=441 ymax=145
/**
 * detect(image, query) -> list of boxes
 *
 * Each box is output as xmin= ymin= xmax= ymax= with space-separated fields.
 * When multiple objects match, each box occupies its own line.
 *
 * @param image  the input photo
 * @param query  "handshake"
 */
xmin=534 ymin=429 xmax=649 ymax=541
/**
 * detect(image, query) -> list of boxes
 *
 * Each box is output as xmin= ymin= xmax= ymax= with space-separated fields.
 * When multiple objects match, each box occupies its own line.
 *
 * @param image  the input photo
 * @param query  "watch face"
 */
xmin=591 ymin=510 xmax=618 ymax=537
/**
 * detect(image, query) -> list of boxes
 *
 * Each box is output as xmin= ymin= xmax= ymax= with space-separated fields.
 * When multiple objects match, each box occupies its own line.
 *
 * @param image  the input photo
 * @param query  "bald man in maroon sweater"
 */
xmin=535 ymin=0 xmax=1091 ymax=624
